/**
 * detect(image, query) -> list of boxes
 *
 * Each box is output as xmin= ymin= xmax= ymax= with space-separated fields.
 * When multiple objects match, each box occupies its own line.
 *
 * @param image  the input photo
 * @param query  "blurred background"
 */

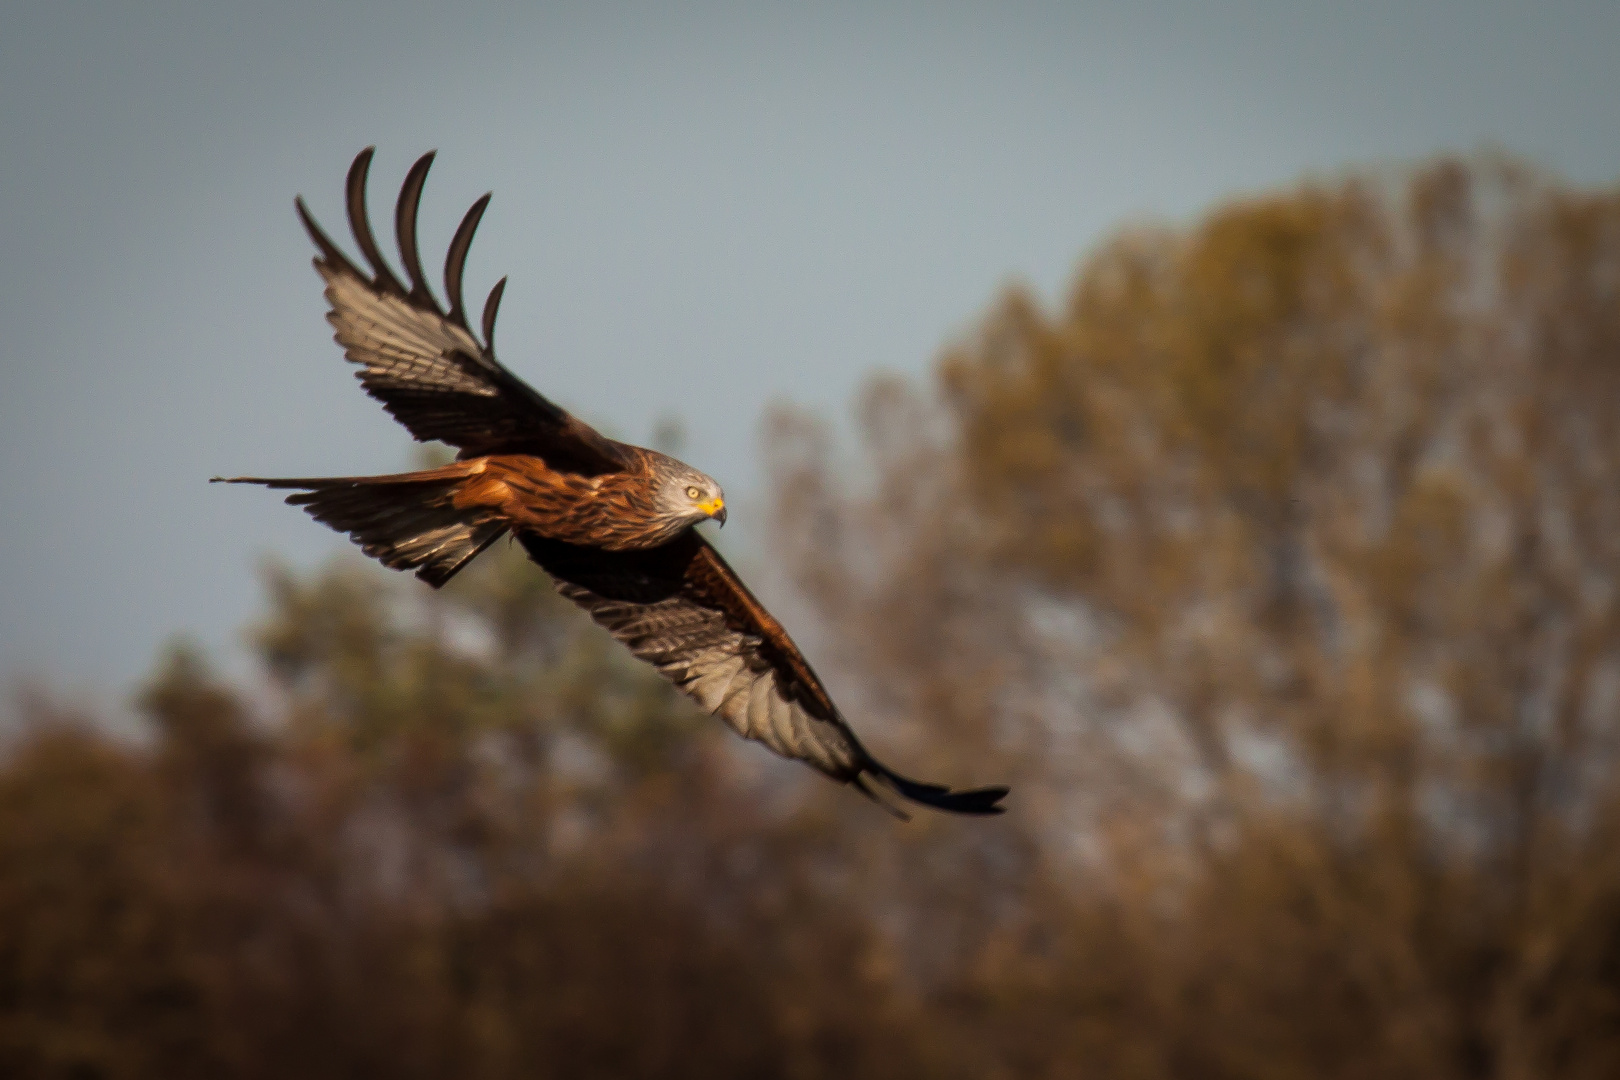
xmin=5 ymin=3 xmax=1620 ymax=1077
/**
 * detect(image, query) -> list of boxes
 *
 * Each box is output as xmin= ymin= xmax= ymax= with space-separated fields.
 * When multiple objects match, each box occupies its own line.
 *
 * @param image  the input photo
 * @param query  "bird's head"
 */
xmin=652 ymin=453 xmax=727 ymax=527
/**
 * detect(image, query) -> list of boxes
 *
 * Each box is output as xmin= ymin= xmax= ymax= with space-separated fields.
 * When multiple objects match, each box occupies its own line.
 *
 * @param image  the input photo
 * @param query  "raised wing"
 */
xmin=518 ymin=530 xmax=1009 ymax=818
xmin=297 ymin=148 xmax=629 ymax=475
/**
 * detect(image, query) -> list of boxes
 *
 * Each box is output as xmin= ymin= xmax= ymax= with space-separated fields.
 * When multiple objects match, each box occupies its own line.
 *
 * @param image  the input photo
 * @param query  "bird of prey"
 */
xmin=217 ymin=148 xmax=1008 ymax=819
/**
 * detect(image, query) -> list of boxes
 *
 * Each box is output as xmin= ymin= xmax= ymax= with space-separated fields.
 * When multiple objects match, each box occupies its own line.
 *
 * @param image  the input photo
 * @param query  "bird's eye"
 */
xmin=686 ymin=486 xmax=702 ymax=500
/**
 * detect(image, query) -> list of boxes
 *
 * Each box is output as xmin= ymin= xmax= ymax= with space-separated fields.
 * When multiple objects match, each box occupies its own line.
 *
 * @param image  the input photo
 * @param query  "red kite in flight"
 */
xmin=218 ymin=149 xmax=1007 ymax=818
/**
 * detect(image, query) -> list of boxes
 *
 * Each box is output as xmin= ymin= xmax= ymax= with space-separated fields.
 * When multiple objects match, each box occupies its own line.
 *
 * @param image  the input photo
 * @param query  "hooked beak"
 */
xmin=698 ymin=497 xmax=727 ymax=526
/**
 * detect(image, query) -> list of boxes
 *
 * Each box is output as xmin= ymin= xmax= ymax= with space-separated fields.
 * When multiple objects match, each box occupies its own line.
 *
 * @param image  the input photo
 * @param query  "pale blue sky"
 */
xmin=3 ymin=1 xmax=1618 ymax=708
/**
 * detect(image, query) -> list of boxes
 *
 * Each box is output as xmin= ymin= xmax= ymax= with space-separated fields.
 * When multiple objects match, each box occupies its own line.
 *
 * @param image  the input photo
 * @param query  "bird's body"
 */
xmin=216 ymin=148 xmax=1008 ymax=819
xmin=453 ymin=448 xmax=721 ymax=552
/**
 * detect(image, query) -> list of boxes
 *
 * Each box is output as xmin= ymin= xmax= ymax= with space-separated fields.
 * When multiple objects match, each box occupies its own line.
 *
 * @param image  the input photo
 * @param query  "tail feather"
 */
xmin=213 ymin=467 xmax=506 ymax=587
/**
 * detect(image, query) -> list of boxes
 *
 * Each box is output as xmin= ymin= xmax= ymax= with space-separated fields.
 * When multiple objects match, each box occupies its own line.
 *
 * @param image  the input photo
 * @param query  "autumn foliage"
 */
xmin=5 ymin=157 xmax=1620 ymax=1078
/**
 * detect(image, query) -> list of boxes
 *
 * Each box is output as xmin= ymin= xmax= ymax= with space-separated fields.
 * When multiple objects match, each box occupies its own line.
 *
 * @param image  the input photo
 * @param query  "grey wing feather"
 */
xmin=519 ymin=531 xmax=1008 ymax=817
xmin=295 ymin=148 xmax=629 ymax=474
xmin=553 ymin=581 xmax=861 ymax=775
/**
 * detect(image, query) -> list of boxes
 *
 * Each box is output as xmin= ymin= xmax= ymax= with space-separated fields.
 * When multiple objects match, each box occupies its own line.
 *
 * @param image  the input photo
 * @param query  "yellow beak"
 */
xmin=697 ymin=497 xmax=726 ymax=524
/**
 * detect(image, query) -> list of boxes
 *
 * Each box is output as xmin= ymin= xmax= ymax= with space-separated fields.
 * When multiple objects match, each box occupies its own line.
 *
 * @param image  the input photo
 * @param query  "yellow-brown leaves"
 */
xmin=9 ymin=154 xmax=1620 ymax=1080
xmin=762 ymin=154 xmax=1620 ymax=1077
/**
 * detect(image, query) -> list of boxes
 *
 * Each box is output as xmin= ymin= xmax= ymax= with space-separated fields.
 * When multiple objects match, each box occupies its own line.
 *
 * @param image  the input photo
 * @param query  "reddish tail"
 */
xmin=212 ymin=464 xmax=507 ymax=587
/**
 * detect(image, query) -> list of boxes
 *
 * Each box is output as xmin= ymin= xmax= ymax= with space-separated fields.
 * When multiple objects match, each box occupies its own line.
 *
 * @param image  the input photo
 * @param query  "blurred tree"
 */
xmin=768 ymin=155 xmax=1620 ymax=1077
xmin=3 ymin=155 xmax=1620 ymax=1078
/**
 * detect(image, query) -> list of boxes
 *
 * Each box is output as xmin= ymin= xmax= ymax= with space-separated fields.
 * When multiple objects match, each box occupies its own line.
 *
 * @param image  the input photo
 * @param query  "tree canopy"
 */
xmin=5 ymin=155 xmax=1620 ymax=1079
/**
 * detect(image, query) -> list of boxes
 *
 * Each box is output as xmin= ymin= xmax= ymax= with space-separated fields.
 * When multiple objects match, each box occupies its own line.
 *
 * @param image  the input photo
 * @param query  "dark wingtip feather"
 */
xmin=395 ymin=150 xmax=441 ymax=311
xmin=481 ymin=276 xmax=507 ymax=355
xmin=444 ymin=193 xmax=491 ymax=331
xmin=295 ymin=197 xmax=364 ymax=278
xmin=345 ymin=147 xmax=406 ymax=296
xmin=926 ymin=785 xmax=1011 ymax=815
xmin=872 ymin=767 xmax=1009 ymax=817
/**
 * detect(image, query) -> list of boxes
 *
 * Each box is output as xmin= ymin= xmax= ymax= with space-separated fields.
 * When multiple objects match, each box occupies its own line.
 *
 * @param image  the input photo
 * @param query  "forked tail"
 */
xmin=212 ymin=464 xmax=507 ymax=587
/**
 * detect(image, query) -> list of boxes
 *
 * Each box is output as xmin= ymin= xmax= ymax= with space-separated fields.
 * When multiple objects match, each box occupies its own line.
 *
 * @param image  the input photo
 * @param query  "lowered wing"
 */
xmin=298 ymin=148 xmax=629 ymax=475
xmin=518 ymin=530 xmax=1009 ymax=818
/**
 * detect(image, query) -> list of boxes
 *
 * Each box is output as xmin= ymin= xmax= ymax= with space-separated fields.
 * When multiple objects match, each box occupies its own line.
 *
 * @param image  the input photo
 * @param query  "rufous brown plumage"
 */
xmin=215 ymin=148 xmax=1009 ymax=819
